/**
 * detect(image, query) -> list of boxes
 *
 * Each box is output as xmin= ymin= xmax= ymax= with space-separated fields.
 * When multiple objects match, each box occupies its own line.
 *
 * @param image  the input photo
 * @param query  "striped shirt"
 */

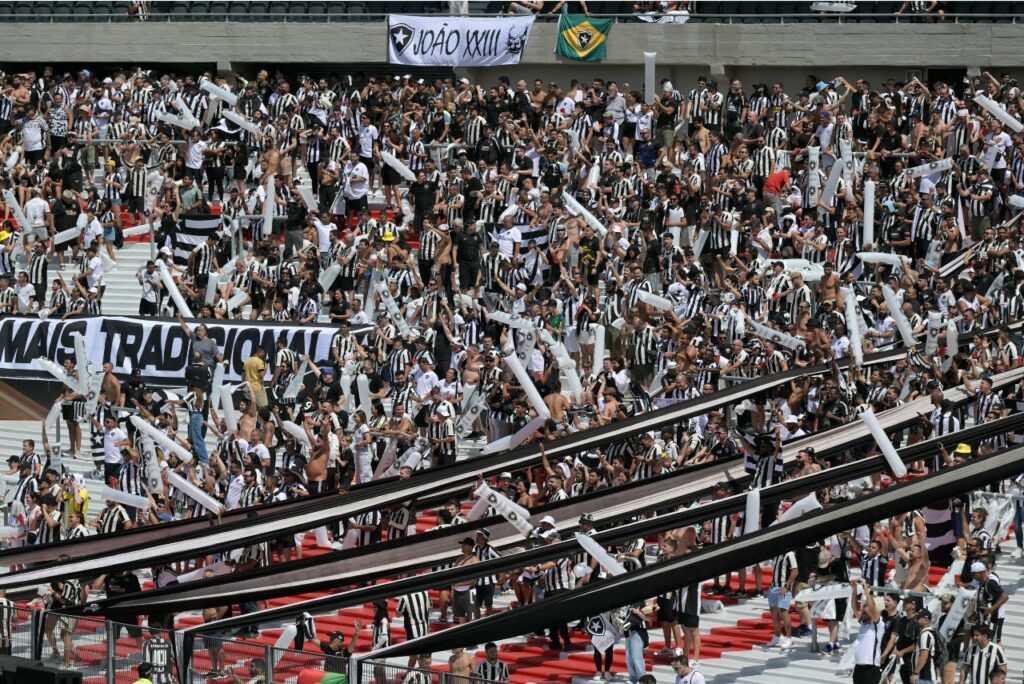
xmin=396 ymin=591 xmax=431 ymax=639
xmin=771 ymin=550 xmax=797 ymax=587
xmin=964 ymin=641 xmax=1005 ymax=684
xmin=474 ymin=659 xmax=510 ymax=682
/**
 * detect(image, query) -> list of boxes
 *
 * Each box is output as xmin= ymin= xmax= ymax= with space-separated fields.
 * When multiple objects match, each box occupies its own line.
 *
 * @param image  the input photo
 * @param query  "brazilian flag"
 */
xmin=555 ymin=14 xmax=614 ymax=61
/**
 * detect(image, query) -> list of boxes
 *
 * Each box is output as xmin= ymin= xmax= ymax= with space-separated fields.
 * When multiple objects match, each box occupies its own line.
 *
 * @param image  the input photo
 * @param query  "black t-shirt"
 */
xmin=725 ymin=92 xmax=746 ymax=124
xmin=319 ymin=643 xmax=351 ymax=673
xmin=461 ymin=176 xmax=482 ymax=221
xmin=315 ymin=379 xmax=344 ymax=406
xmin=456 ymin=232 xmax=482 ymax=265
xmin=410 ymin=181 xmax=438 ymax=211
xmin=657 ymin=97 xmax=679 ymax=128
xmin=642 ymin=239 xmax=663 ymax=273
xmin=105 ymin=571 xmax=141 ymax=597
xmin=795 ymin=543 xmax=821 ymax=583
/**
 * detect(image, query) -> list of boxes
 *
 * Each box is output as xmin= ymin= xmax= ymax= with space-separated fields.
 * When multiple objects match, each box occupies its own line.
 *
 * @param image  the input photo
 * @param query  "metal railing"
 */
xmin=358 ymin=658 xmax=504 ymax=684
xmin=3 ymin=11 xmax=1022 ymax=25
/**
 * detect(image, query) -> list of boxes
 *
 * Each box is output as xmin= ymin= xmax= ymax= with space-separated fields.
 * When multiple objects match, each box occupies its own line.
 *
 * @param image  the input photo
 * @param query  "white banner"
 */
xmin=0 ymin=315 xmax=370 ymax=384
xmin=387 ymin=14 xmax=535 ymax=66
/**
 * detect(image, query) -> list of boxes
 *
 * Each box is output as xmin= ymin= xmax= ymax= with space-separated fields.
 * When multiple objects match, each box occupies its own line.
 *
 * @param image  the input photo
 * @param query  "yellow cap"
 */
xmin=382 ymin=231 xmax=396 ymax=243
xmin=954 ymin=443 xmax=971 ymax=455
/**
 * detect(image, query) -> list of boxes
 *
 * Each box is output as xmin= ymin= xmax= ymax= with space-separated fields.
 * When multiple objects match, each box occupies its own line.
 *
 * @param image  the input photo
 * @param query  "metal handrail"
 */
xmin=2 ymin=11 xmax=1021 ymax=24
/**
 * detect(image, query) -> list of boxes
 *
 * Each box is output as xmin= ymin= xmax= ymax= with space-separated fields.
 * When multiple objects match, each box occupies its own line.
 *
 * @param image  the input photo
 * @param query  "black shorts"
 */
xmin=675 ymin=611 xmax=699 ymax=629
xmin=250 ymin=292 xmax=266 ymax=310
xmin=24 ymin=149 xmax=44 ymax=165
xmin=348 ymin=195 xmax=368 ymax=213
xmin=474 ymin=584 xmax=494 ymax=608
xmin=656 ymin=596 xmax=674 ymax=622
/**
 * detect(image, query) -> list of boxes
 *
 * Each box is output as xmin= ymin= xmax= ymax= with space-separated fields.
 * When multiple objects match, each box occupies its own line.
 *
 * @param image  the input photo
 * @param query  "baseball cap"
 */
xmin=459 ymin=537 xmax=475 ymax=546
xmin=322 ymin=367 xmax=335 ymax=375
xmin=516 ymin=283 xmax=527 ymax=292
xmin=540 ymin=515 xmax=556 ymax=526
xmin=327 ymin=631 xmax=345 ymax=641
xmin=138 ymin=663 xmax=154 ymax=677
xmin=971 ymin=561 xmax=987 ymax=573
xmin=955 ymin=443 xmax=971 ymax=455
xmin=498 ymin=471 xmax=512 ymax=480
xmin=476 ymin=528 xmax=491 ymax=539
xmin=579 ymin=513 xmax=595 ymax=523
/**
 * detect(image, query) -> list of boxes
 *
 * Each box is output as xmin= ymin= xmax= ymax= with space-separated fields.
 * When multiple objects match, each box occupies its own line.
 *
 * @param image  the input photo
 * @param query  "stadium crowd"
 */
xmin=0 ymin=61 xmax=1023 ymax=684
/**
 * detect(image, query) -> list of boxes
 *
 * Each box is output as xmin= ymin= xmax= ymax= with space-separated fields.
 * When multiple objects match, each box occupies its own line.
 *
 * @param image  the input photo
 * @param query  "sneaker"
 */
xmin=780 ymin=637 xmax=793 ymax=649
xmin=655 ymin=647 xmax=674 ymax=656
xmin=689 ymin=660 xmax=701 ymax=669
xmin=795 ymin=625 xmax=812 ymax=637
xmin=673 ymin=647 xmax=684 ymax=656
xmin=831 ymin=642 xmax=841 ymax=653
xmin=822 ymin=643 xmax=833 ymax=654
xmin=766 ymin=635 xmax=780 ymax=647
xmin=1013 ymin=548 xmax=1023 ymax=559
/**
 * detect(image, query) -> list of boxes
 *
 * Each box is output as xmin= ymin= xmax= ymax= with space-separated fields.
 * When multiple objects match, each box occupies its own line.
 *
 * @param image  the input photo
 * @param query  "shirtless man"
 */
xmin=817 ymin=261 xmax=840 ymax=305
xmin=596 ymin=387 xmax=621 ymax=426
xmin=303 ymin=414 xmax=333 ymax=493
xmin=543 ymin=382 xmax=571 ymax=427
xmin=101 ymin=362 xmax=122 ymax=407
xmin=236 ymin=397 xmax=258 ymax=440
xmin=788 ymin=447 xmax=822 ymax=479
xmin=448 ymin=646 xmax=475 ymax=684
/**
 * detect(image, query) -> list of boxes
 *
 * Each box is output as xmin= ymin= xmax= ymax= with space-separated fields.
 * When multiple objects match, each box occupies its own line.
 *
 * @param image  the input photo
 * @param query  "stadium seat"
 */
xmin=51 ymin=1 xmax=73 ymax=20
xmin=325 ymin=1 xmax=347 ymax=20
xmin=348 ymin=1 xmax=367 ymax=19
xmin=307 ymin=0 xmax=327 ymax=17
xmin=167 ymin=1 xmax=190 ymax=19
xmin=207 ymin=0 xmax=228 ymax=19
xmin=189 ymin=0 xmax=209 ymax=19
xmin=287 ymin=1 xmax=308 ymax=19
xmin=228 ymin=0 xmax=250 ymax=19
xmin=90 ymin=1 xmax=112 ymax=18
xmin=248 ymin=0 xmax=268 ymax=19
xmin=266 ymin=1 xmax=288 ymax=18
xmin=73 ymin=1 xmax=95 ymax=19
xmin=0 ymin=2 xmax=14 ymax=20
xmin=12 ymin=1 xmax=36 ymax=19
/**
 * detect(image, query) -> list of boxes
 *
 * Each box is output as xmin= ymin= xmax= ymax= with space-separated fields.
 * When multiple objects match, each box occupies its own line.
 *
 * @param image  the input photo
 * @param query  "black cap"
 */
xmin=917 ymin=608 xmax=932 ymax=620
xmin=476 ymin=528 xmax=491 ymax=539
xmin=579 ymin=513 xmax=595 ymax=524
xmin=459 ymin=537 xmax=475 ymax=546
xmin=138 ymin=662 xmax=154 ymax=677
xmin=328 ymin=630 xmax=345 ymax=641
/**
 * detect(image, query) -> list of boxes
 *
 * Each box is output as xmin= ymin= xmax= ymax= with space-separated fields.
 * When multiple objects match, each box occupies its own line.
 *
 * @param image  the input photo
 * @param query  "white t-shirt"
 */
xmin=24 ymin=197 xmax=48 ymax=227
xmin=139 ymin=269 xmax=161 ymax=303
xmin=186 ymin=139 xmax=208 ymax=170
xmin=345 ymin=162 xmax=369 ymax=199
xmin=15 ymin=283 xmax=34 ymax=313
xmin=85 ymin=255 xmax=105 ymax=288
xmin=103 ymin=427 xmax=128 ymax=465
xmin=21 ymin=116 xmax=48 ymax=152
xmin=80 ymin=213 xmax=102 ymax=246
xmin=357 ymin=125 xmax=378 ymax=158
xmin=313 ymin=218 xmax=336 ymax=252
xmin=497 ymin=226 xmax=522 ymax=257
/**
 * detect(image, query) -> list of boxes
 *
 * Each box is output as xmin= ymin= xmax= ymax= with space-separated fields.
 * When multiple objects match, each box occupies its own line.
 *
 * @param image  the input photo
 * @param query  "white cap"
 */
xmin=459 ymin=77 xmax=470 ymax=85
xmin=516 ymin=283 xmax=528 ymax=292
xmin=662 ymin=81 xmax=673 ymax=92
xmin=540 ymin=515 xmax=556 ymax=526
xmin=971 ymin=561 xmax=987 ymax=573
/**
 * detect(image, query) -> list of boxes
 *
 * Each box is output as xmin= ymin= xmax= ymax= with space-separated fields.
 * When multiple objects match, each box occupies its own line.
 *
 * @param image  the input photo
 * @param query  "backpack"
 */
xmin=925 ymin=627 xmax=949 ymax=671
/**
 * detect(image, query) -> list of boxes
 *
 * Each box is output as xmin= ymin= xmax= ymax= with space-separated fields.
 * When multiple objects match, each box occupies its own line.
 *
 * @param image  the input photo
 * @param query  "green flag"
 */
xmin=555 ymin=14 xmax=614 ymax=61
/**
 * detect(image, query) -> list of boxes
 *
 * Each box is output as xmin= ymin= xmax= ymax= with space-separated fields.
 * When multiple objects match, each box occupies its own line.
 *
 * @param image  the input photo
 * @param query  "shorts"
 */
xmin=675 ymin=611 xmax=699 ymax=629
xmin=474 ymin=585 xmax=494 ymax=609
xmin=766 ymin=586 xmax=792 ymax=609
xmin=104 ymin=227 xmax=116 ymax=241
xmin=452 ymin=589 xmax=473 ymax=618
xmin=278 ymin=156 xmax=293 ymax=177
xmin=656 ymin=596 xmax=674 ymax=622
xmin=793 ymin=581 xmax=809 ymax=610
xmin=58 ymin=615 xmax=77 ymax=634
xmin=251 ymin=386 xmax=269 ymax=409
